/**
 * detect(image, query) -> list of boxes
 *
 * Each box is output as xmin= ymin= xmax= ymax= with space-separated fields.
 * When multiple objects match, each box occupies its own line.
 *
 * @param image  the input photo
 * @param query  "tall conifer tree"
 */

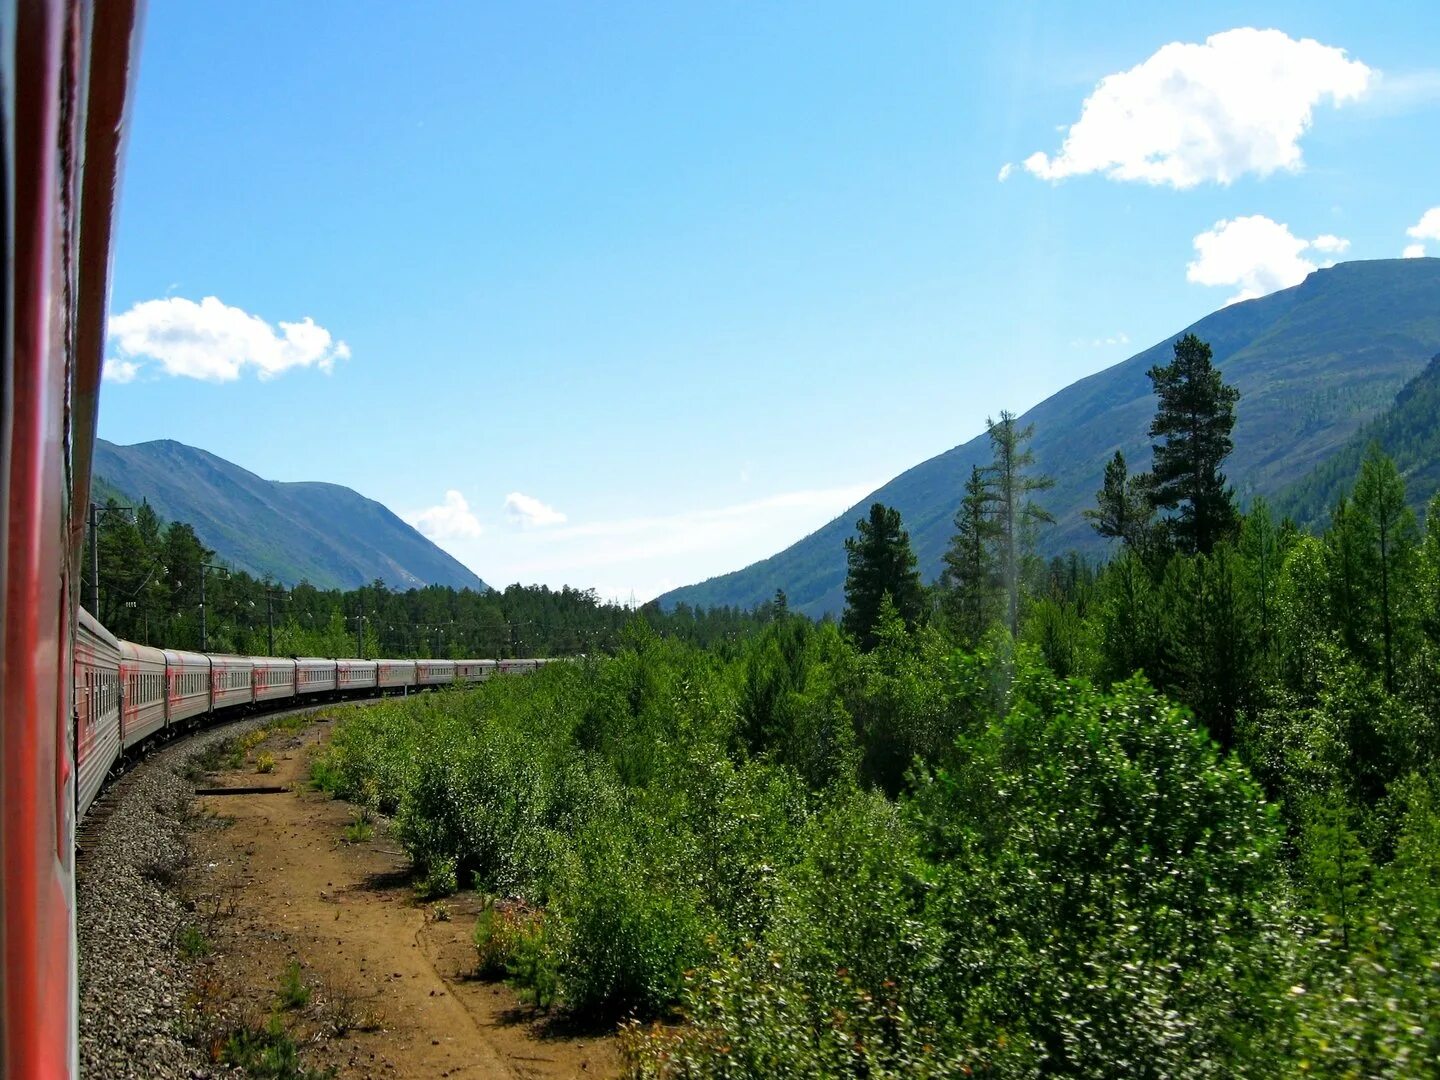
xmin=842 ymin=502 xmax=924 ymax=651
xmin=985 ymin=411 xmax=1054 ymax=637
xmin=1146 ymin=334 xmax=1240 ymax=555
xmin=940 ymin=465 xmax=1001 ymax=644
xmin=1085 ymin=449 xmax=1154 ymax=551
xmin=1351 ymin=446 xmax=1419 ymax=694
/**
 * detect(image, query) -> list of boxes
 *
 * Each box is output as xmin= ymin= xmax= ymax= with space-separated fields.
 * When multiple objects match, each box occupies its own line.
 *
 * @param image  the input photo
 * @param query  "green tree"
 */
xmin=984 ymin=411 xmax=1053 ymax=636
xmin=938 ymin=465 xmax=1000 ymax=645
xmin=1238 ymin=497 xmax=1284 ymax=664
xmin=1157 ymin=543 xmax=1257 ymax=750
xmin=1350 ymin=446 xmax=1420 ymax=694
xmin=1146 ymin=334 xmax=1241 ymax=556
xmin=842 ymin=503 xmax=925 ymax=651
xmin=1084 ymin=449 xmax=1155 ymax=551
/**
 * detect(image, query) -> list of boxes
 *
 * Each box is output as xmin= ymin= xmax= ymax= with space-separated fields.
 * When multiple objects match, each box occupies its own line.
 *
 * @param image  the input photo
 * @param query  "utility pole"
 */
xmin=87 ymin=501 xmax=134 ymax=615
xmin=198 ymin=562 xmax=228 ymax=651
xmin=263 ymin=587 xmax=288 ymax=656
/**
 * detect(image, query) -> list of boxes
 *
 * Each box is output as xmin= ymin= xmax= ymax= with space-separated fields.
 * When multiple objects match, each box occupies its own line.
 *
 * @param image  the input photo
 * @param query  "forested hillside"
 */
xmin=94 ymin=438 xmax=486 ymax=591
xmin=1278 ymin=351 xmax=1440 ymax=529
xmin=660 ymin=258 xmax=1440 ymax=616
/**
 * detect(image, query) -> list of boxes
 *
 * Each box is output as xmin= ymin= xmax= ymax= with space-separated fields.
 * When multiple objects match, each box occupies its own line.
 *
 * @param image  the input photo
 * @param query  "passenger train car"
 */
xmin=74 ymin=621 xmax=543 ymax=817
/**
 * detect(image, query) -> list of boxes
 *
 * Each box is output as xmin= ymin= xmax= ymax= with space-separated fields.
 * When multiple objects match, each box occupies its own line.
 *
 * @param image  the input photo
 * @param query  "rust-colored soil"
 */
xmin=189 ymin=717 xmax=620 ymax=1079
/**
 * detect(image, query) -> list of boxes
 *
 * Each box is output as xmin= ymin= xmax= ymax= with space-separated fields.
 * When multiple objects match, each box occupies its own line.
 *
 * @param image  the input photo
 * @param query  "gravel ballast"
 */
xmin=76 ymin=713 xmax=284 ymax=1079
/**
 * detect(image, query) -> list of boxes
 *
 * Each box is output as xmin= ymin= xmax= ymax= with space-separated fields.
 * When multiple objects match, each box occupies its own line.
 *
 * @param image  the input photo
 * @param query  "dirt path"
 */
xmin=189 ymin=716 xmax=620 ymax=1079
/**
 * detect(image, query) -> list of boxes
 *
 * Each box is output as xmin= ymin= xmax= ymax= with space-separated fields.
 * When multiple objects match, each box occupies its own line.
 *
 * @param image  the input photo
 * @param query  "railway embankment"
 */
xmin=77 ymin=707 xmax=618 ymax=1080
xmin=77 ymin=711 xmax=279 ymax=1079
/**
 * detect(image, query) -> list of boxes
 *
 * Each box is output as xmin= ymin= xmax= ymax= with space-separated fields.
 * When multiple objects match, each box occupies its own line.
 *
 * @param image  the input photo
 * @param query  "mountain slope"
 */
xmin=1276 ymin=352 xmax=1440 ymax=529
xmin=94 ymin=439 xmax=488 ymax=592
xmin=659 ymin=258 xmax=1440 ymax=617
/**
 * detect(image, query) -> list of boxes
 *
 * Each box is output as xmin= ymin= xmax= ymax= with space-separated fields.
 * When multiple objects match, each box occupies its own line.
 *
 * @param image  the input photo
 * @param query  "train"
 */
xmin=73 ymin=607 xmax=551 ymax=816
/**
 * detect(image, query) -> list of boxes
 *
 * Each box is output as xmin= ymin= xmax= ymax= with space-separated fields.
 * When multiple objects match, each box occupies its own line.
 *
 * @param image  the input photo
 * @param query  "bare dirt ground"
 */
xmin=188 ymin=716 xmax=621 ymax=1079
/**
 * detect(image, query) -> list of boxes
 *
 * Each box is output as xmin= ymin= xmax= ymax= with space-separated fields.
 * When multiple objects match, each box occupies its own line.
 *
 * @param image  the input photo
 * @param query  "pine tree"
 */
xmin=940 ymin=465 xmax=1001 ymax=645
xmin=842 ymin=502 xmax=925 ymax=651
xmin=1085 ymin=449 xmax=1155 ymax=550
xmin=1351 ymin=446 xmax=1419 ymax=694
xmin=1146 ymin=334 xmax=1241 ymax=555
xmin=985 ymin=411 xmax=1054 ymax=637
xmin=1237 ymin=497 xmax=1283 ymax=662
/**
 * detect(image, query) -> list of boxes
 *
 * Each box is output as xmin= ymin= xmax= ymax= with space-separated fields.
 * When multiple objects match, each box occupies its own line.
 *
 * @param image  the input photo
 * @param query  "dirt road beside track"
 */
xmin=189 ymin=717 xmax=619 ymax=1079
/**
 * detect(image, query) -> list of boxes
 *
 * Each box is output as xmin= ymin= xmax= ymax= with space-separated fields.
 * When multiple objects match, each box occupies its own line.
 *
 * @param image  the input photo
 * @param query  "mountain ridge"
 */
xmin=94 ymin=438 xmax=488 ymax=592
xmin=658 ymin=258 xmax=1440 ymax=617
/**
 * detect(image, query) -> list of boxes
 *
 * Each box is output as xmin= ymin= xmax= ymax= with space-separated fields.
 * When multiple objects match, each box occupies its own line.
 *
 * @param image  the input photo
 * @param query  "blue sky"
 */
xmin=99 ymin=2 xmax=1440 ymax=601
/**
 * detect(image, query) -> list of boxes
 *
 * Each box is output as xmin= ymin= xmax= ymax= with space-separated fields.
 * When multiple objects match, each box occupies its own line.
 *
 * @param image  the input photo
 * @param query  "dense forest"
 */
xmin=309 ymin=334 xmax=1440 ymax=1076
xmin=81 ymin=511 xmax=769 ymax=658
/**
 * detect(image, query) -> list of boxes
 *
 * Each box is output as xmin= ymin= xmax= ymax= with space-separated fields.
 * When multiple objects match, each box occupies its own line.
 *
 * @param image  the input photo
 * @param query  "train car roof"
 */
xmin=78 ymin=607 xmax=121 ymax=648
xmin=117 ymin=640 xmax=166 ymax=663
xmin=162 ymin=649 xmax=211 ymax=665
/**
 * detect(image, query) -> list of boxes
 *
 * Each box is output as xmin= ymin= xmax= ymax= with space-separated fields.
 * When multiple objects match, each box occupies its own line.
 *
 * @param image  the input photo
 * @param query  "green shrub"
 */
xmin=276 ymin=961 xmax=310 ymax=1011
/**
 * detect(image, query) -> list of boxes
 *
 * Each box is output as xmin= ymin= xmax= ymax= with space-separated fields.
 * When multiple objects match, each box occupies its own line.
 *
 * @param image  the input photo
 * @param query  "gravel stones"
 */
xmin=77 ymin=716 xmax=276 ymax=1079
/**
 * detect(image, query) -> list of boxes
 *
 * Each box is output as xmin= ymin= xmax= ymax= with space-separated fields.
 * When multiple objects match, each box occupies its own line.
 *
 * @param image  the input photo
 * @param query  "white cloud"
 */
xmin=1024 ymin=28 xmax=1371 ymax=188
xmin=997 ymin=162 xmax=1014 ymax=182
xmin=106 ymin=295 xmax=351 ymax=382
xmin=406 ymin=490 xmax=483 ymax=541
xmin=504 ymin=492 xmax=567 ymax=528
xmin=101 ymin=358 xmax=140 ymax=383
xmin=1187 ymin=215 xmax=1349 ymax=304
xmin=1406 ymin=207 xmax=1440 ymax=243
xmin=1403 ymin=244 xmax=1427 ymax=259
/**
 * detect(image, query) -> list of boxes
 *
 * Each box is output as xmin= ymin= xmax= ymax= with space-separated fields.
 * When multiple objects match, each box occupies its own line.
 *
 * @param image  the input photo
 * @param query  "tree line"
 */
xmin=81 ymin=507 xmax=770 ymax=658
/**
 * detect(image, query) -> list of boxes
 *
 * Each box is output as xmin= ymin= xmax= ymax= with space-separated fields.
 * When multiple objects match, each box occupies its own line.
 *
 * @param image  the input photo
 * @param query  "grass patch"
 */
xmin=276 ymin=960 xmax=311 ymax=1011
xmin=341 ymin=804 xmax=374 ymax=844
xmin=255 ymin=751 xmax=276 ymax=774
xmin=177 ymin=924 xmax=211 ymax=960
xmin=220 ymin=1013 xmax=329 ymax=1080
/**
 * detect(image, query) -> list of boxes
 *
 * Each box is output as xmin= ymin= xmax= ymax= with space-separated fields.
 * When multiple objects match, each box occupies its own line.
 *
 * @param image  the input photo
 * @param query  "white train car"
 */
xmin=165 ymin=649 xmax=212 ymax=725
xmin=75 ymin=610 xmax=122 ymax=816
xmin=296 ymin=657 xmax=336 ymax=696
xmin=119 ymin=640 xmax=167 ymax=749
xmin=210 ymin=654 xmax=254 ymax=712
xmin=335 ymin=659 xmax=379 ymax=692
xmin=454 ymin=659 xmax=494 ymax=684
xmin=498 ymin=658 xmax=539 ymax=676
xmin=251 ymin=656 xmax=297 ymax=704
xmin=377 ymin=659 xmax=416 ymax=691
xmin=416 ymin=659 xmax=455 ymax=687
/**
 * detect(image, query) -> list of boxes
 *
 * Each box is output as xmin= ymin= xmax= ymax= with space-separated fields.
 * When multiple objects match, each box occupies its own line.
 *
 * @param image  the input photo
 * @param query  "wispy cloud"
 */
xmin=413 ymin=482 xmax=877 ymax=603
xmin=1071 ymin=332 xmax=1130 ymax=349
xmin=504 ymin=492 xmax=567 ymax=528
xmin=1023 ymin=28 xmax=1370 ymax=189
xmin=105 ymin=295 xmax=350 ymax=383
